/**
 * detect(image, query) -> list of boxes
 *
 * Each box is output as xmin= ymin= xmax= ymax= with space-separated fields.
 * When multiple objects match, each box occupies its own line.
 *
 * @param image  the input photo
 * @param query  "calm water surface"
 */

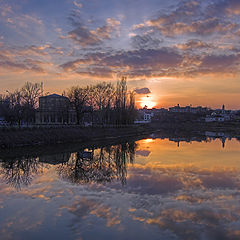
xmin=1 ymin=136 xmax=240 ymax=240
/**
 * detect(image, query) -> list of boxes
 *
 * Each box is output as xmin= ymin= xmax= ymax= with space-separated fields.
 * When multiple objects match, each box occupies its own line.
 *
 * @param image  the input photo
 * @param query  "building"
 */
xmin=205 ymin=105 xmax=231 ymax=122
xmin=169 ymin=104 xmax=208 ymax=114
xmin=134 ymin=108 xmax=154 ymax=124
xmin=144 ymin=112 xmax=152 ymax=121
xmin=205 ymin=114 xmax=225 ymax=122
xmin=35 ymin=94 xmax=77 ymax=125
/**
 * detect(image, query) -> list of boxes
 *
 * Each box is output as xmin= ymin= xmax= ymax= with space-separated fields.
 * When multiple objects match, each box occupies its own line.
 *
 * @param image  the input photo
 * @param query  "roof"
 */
xmin=40 ymin=94 xmax=68 ymax=99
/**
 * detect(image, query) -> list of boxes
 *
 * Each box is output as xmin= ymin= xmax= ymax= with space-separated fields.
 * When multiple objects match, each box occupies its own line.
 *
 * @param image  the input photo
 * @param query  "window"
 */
xmin=51 ymin=114 xmax=55 ymax=123
xmin=44 ymin=115 xmax=49 ymax=123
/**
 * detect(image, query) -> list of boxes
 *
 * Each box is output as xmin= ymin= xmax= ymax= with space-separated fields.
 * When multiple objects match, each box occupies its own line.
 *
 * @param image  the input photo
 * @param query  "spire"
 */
xmin=222 ymin=104 xmax=225 ymax=114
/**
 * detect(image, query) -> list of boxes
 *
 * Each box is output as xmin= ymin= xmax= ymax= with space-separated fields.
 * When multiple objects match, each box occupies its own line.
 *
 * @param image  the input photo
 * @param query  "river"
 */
xmin=0 ymin=135 xmax=240 ymax=240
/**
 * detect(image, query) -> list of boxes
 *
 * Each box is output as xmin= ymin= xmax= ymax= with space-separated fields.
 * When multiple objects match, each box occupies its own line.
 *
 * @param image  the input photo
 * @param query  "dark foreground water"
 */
xmin=1 ymin=135 xmax=240 ymax=240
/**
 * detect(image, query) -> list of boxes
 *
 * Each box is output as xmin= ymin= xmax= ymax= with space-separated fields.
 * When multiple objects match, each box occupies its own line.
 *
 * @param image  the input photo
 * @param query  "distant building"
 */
xmin=205 ymin=105 xmax=231 ymax=122
xmin=169 ymin=104 xmax=208 ymax=114
xmin=144 ymin=112 xmax=152 ymax=121
xmin=35 ymin=94 xmax=77 ymax=125
xmin=134 ymin=108 xmax=154 ymax=124
xmin=205 ymin=115 xmax=225 ymax=122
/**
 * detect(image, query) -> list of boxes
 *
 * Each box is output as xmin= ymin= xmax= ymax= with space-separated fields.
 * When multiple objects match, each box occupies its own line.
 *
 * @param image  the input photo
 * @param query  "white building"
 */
xmin=134 ymin=111 xmax=153 ymax=124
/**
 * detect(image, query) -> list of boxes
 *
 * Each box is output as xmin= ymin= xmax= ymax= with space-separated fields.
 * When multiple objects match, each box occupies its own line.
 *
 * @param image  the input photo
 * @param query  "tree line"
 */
xmin=0 ymin=82 xmax=42 ymax=126
xmin=0 ymin=77 xmax=137 ymax=126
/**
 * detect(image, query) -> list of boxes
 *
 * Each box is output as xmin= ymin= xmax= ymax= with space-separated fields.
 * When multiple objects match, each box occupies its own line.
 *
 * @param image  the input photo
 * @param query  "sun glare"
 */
xmin=142 ymin=138 xmax=154 ymax=143
xmin=140 ymin=95 xmax=156 ymax=109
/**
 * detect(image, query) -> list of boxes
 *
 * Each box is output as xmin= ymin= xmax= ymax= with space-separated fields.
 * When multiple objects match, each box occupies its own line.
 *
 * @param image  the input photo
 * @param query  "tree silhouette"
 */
xmin=0 ymin=156 xmax=43 ymax=190
xmin=57 ymin=141 xmax=137 ymax=185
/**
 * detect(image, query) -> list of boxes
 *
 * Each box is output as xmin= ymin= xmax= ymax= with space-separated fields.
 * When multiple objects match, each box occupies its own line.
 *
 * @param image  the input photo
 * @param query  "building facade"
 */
xmin=36 ymin=94 xmax=77 ymax=125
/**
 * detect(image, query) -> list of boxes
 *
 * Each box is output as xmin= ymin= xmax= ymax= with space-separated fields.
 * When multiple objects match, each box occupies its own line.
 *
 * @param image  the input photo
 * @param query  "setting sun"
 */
xmin=140 ymin=95 xmax=157 ymax=109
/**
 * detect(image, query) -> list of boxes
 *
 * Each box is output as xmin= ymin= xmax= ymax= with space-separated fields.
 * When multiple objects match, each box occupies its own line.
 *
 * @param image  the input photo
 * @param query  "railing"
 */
xmin=0 ymin=123 xmax=139 ymax=130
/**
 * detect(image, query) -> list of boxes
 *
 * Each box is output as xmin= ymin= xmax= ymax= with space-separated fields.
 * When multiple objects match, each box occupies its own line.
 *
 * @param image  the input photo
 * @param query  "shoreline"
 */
xmin=0 ymin=125 xmax=156 ymax=149
xmin=1 ymin=122 xmax=240 ymax=149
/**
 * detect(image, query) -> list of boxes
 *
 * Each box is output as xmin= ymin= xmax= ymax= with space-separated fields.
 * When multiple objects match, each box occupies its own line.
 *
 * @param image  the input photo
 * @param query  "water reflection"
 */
xmin=0 ymin=156 xmax=43 ymax=190
xmin=0 ymin=141 xmax=137 ymax=189
xmin=1 ymin=135 xmax=240 ymax=240
xmin=0 ymin=135 xmax=239 ymax=190
xmin=57 ymin=142 xmax=137 ymax=185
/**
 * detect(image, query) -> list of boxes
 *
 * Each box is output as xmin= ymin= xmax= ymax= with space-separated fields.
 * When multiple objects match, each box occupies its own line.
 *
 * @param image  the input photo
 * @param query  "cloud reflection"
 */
xmin=0 ymin=137 xmax=240 ymax=239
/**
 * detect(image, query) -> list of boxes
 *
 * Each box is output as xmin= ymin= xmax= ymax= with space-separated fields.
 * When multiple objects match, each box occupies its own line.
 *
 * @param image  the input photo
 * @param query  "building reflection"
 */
xmin=39 ymin=152 xmax=71 ymax=165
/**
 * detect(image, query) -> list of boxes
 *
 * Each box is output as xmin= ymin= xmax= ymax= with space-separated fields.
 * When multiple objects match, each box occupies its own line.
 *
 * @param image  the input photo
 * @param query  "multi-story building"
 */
xmin=35 ymin=94 xmax=77 ymax=125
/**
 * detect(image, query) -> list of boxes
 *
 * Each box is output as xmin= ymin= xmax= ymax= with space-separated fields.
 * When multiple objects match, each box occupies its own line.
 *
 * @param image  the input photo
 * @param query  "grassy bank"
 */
xmin=0 ymin=125 xmax=155 ymax=149
xmin=151 ymin=121 xmax=240 ymax=135
xmin=1 ymin=121 xmax=240 ymax=149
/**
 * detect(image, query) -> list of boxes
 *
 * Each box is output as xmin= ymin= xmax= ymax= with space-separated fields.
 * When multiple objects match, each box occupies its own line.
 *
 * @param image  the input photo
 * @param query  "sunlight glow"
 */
xmin=140 ymin=95 xmax=156 ymax=109
xmin=142 ymin=139 xmax=154 ymax=143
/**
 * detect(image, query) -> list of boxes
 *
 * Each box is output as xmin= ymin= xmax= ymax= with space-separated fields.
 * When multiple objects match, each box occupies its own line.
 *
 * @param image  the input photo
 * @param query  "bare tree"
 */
xmin=2 ymin=82 xmax=41 ymax=126
xmin=21 ymin=82 xmax=42 ymax=108
xmin=66 ymin=86 xmax=88 ymax=125
xmin=90 ymin=82 xmax=115 ymax=124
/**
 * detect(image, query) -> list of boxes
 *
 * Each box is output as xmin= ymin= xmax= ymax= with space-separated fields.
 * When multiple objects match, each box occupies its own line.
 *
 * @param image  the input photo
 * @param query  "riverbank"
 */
xmin=0 ymin=125 xmax=155 ymax=149
xmin=1 ymin=121 xmax=240 ymax=149
xmin=151 ymin=121 xmax=240 ymax=136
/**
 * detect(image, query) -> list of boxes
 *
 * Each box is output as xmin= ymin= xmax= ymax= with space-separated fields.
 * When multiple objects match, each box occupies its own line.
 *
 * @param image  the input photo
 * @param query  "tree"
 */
xmin=21 ymin=82 xmax=42 ymax=124
xmin=21 ymin=82 xmax=42 ymax=108
xmin=113 ymin=77 xmax=136 ymax=125
xmin=90 ymin=82 xmax=115 ymax=124
xmin=4 ymin=89 xmax=23 ymax=126
xmin=66 ymin=86 xmax=88 ymax=125
xmin=2 ymin=82 xmax=42 ymax=126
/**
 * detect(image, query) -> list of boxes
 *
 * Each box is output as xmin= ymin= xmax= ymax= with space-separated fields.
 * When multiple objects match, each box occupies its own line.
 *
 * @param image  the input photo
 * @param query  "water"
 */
xmin=0 ymin=135 xmax=240 ymax=240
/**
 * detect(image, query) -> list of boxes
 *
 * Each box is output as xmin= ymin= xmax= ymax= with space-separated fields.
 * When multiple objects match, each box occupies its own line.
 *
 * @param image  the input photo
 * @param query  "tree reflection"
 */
xmin=57 ymin=141 xmax=137 ymax=185
xmin=0 ymin=156 xmax=44 ymax=190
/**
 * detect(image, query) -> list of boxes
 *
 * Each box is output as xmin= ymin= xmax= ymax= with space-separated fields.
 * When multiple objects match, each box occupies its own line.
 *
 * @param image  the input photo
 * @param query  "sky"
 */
xmin=0 ymin=0 xmax=240 ymax=109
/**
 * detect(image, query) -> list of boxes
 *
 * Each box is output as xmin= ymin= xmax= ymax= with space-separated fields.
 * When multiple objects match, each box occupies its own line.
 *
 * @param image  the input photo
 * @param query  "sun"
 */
xmin=140 ymin=95 xmax=156 ymax=109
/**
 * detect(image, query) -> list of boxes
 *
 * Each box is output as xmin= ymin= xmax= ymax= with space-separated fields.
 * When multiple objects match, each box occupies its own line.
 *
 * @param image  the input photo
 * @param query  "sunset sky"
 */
xmin=0 ymin=0 xmax=240 ymax=109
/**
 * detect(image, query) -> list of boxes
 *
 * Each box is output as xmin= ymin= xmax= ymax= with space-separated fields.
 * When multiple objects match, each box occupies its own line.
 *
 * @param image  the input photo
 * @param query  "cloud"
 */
xmin=147 ymin=17 xmax=238 ymax=37
xmin=0 ymin=2 xmax=13 ymax=18
xmin=199 ymin=53 xmax=240 ymax=73
xmin=67 ymin=24 xmax=102 ymax=46
xmin=0 ymin=43 xmax=59 ymax=74
xmin=175 ymin=39 xmax=211 ymax=50
xmin=134 ymin=88 xmax=151 ymax=95
xmin=76 ymin=66 xmax=114 ymax=78
xmin=131 ymin=34 xmax=163 ymax=49
xmin=135 ymin=150 xmax=151 ymax=157
xmin=60 ymin=44 xmax=240 ymax=78
xmin=0 ymin=59 xmax=45 ymax=73
xmin=60 ymin=47 xmax=183 ymax=78
xmin=99 ymin=48 xmax=182 ymax=69
xmin=132 ymin=1 xmax=239 ymax=38
xmin=65 ymin=11 xmax=121 ymax=47
xmin=0 ymin=2 xmax=43 ymax=29
xmin=73 ymin=1 xmax=83 ymax=8
xmin=206 ymin=0 xmax=240 ymax=16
